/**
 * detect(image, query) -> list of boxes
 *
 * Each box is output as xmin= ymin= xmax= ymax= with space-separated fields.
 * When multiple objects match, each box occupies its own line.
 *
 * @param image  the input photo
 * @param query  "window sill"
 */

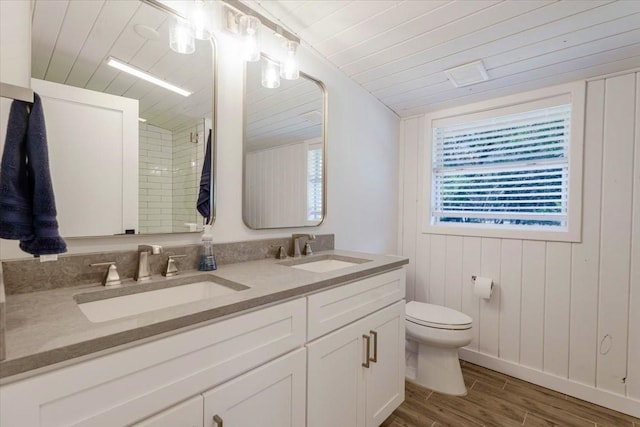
xmin=422 ymin=223 xmax=581 ymax=243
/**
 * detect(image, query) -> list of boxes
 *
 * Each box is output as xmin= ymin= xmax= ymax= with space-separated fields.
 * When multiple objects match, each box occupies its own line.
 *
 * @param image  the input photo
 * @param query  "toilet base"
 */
xmin=414 ymin=343 xmax=467 ymax=396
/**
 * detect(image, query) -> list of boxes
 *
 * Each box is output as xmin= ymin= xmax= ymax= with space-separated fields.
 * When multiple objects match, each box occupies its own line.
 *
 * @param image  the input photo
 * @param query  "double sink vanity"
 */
xmin=0 ymin=238 xmax=408 ymax=426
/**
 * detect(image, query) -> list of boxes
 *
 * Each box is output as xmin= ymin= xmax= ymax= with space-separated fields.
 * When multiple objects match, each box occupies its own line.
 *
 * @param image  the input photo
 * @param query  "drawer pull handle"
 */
xmin=213 ymin=414 xmax=223 ymax=427
xmin=369 ymin=330 xmax=378 ymax=363
xmin=362 ymin=334 xmax=371 ymax=368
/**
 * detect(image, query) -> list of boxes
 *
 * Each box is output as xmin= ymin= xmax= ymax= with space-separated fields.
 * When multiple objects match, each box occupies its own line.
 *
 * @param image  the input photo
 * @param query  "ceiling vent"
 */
xmin=444 ymin=60 xmax=490 ymax=88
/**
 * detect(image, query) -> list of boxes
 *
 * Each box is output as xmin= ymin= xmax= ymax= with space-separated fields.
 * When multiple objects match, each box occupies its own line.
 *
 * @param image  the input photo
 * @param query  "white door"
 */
xmin=364 ymin=301 xmax=406 ymax=427
xmin=306 ymin=316 xmax=367 ymax=427
xmin=203 ymin=348 xmax=306 ymax=427
xmin=133 ymin=395 xmax=204 ymax=427
xmin=30 ymin=78 xmax=138 ymax=237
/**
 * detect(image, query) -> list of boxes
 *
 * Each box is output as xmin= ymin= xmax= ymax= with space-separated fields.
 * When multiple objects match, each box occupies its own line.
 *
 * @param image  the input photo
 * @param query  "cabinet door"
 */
xmin=133 ymin=395 xmax=203 ymax=427
xmin=203 ymin=348 xmax=306 ymax=427
xmin=307 ymin=316 xmax=367 ymax=427
xmin=364 ymin=301 xmax=405 ymax=427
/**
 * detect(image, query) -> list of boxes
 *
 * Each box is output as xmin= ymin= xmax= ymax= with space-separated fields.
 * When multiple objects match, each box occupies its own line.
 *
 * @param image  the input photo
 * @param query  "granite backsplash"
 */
xmin=1 ymin=234 xmax=334 ymax=295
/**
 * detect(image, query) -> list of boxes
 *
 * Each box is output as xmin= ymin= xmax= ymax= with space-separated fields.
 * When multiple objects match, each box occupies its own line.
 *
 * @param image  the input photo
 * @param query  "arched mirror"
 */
xmin=243 ymin=55 xmax=326 ymax=229
xmin=28 ymin=0 xmax=216 ymax=237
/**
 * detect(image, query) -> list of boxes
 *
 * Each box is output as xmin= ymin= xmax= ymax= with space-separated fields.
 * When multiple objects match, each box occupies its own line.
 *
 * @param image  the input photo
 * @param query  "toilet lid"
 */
xmin=406 ymin=301 xmax=473 ymax=330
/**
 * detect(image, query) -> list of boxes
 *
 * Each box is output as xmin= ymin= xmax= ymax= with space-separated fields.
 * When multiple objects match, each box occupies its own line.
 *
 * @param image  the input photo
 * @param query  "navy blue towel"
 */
xmin=0 ymin=93 xmax=67 ymax=255
xmin=196 ymin=129 xmax=213 ymax=224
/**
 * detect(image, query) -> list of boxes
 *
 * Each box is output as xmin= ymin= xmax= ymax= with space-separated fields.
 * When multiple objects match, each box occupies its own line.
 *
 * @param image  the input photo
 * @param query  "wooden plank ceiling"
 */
xmin=250 ymin=0 xmax=640 ymax=117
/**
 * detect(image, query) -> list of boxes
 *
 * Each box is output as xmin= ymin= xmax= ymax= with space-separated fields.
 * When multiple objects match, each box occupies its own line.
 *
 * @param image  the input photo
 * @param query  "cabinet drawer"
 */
xmin=307 ymin=269 xmax=405 ymax=340
xmin=0 ymin=298 xmax=306 ymax=427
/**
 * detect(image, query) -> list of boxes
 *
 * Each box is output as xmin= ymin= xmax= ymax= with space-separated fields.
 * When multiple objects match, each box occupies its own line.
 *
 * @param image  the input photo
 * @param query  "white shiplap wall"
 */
xmin=244 ymin=142 xmax=308 ymax=229
xmin=399 ymin=71 xmax=640 ymax=416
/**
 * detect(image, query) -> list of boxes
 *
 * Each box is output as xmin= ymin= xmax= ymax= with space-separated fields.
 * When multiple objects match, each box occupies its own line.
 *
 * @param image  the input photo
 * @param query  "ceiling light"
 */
xmin=190 ymin=0 xmax=210 ymax=40
xmin=138 ymin=117 xmax=147 ymax=122
xmin=262 ymin=59 xmax=280 ymax=89
xmin=444 ymin=60 xmax=489 ymax=88
xmin=107 ymin=57 xmax=192 ymax=97
xmin=169 ymin=18 xmax=195 ymax=54
xmin=239 ymin=15 xmax=261 ymax=62
xmin=280 ymin=40 xmax=299 ymax=80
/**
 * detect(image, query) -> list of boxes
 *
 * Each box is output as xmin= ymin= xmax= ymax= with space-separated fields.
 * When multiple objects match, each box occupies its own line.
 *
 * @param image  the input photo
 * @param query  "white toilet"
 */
xmin=405 ymin=301 xmax=473 ymax=396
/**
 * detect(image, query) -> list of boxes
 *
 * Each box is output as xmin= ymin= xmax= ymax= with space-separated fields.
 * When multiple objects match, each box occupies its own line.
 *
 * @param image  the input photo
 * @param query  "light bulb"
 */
xmin=262 ymin=60 xmax=280 ymax=89
xmin=280 ymin=40 xmax=299 ymax=80
xmin=170 ymin=18 xmax=195 ymax=54
xmin=190 ymin=0 xmax=210 ymax=40
xmin=239 ymin=15 xmax=261 ymax=62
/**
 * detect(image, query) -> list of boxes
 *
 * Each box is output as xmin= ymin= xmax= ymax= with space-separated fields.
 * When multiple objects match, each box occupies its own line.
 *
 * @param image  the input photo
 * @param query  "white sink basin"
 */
xmin=77 ymin=279 xmax=248 ymax=323
xmin=281 ymin=255 xmax=371 ymax=273
xmin=290 ymin=259 xmax=360 ymax=273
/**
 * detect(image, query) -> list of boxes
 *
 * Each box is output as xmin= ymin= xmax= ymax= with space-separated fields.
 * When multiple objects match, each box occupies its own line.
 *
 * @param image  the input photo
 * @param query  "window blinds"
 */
xmin=431 ymin=104 xmax=571 ymax=228
xmin=307 ymin=146 xmax=323 ymax=221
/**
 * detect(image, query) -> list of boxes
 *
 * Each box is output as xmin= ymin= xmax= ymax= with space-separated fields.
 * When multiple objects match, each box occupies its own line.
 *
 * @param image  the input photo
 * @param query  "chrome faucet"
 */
xmin=291 ymin=234 xmax=316 ymax=258
xmin=135 ymin=244 xmax=163 ymax=281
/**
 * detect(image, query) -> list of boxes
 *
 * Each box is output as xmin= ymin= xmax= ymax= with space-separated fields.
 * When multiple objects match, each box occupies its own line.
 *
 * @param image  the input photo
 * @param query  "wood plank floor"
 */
xmin=382 ymin=361 xmax=640 ymax=427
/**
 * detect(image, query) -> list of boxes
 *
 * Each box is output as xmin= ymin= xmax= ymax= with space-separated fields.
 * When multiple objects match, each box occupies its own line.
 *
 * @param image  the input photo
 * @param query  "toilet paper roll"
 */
xmin=473 ymin=276 xmax=494 ymax=299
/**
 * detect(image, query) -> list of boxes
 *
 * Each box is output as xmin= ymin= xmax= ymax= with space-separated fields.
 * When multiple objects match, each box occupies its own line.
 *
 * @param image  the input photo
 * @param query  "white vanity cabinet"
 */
xmin=203 ymin=348 xmax=306 ymax=427
xmin=0 ymin=266 xmax=406 ymax=427
xmin=133 ymin=396 xmax=204 ymax=427
xmin=306 ymin=269 xmax=406 ymax=427
xmin=0 ymin=298 xmax=306 ymax=427
xmin=134 ymin=348 xmax=306 ymax=427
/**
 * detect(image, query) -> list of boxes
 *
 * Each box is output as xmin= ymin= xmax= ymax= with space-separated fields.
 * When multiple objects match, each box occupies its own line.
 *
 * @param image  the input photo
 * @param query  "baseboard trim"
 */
xmin=458 ymin=348 xmax=640 ymax=418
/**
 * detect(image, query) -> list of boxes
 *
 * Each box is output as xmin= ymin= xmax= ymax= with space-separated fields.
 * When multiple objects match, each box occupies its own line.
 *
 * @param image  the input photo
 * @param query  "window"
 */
xmin=307 ymin=143 xmax=323 ymax=222
xmin=424 ymin=83 xmax=585 ymax=241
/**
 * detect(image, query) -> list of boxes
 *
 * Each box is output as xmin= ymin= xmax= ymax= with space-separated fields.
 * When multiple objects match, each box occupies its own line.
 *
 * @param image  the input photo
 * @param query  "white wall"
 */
xmin=399 ymin=71 xmax=640 ymax=417
xmin=245 ymin=142 xmax=308 ymax=228
xmin=0 ymin=1 xmax=400 ymax=259
xmin=0 ymin=0 xmax=31 ymax=262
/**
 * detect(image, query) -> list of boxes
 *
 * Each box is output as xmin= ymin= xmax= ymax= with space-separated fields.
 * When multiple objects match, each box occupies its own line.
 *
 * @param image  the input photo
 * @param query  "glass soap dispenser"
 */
xmin=198 ymin=225 xmax=217 ymax=271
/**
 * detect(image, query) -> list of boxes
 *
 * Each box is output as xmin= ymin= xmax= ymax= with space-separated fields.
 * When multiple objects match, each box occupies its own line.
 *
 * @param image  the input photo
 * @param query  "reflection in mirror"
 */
xmin=243 ymin=56 xmax=325 ymax=229
xmin=29 ymin=0 xmax=215 ymax=237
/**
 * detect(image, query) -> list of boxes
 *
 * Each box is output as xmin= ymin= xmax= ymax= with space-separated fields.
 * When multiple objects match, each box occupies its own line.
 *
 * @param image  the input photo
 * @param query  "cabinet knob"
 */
xmin=362 ymin=334 xmax=371 ymax=368
xmin=369 ymin=330 xmax=378 ymax=363
xmin=213 ymin=414 xmax=223 ymax=427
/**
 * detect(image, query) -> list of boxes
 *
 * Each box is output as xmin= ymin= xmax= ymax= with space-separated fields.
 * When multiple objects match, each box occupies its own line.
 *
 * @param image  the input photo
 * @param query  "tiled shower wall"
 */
xmin=138 ymin=123 xmax=173 ymax=234
xmin=172 ymin=121 xmax=205 ymax=232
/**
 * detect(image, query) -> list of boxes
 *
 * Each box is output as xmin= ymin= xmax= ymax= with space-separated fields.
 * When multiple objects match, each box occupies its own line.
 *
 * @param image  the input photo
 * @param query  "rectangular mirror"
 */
xmin=28 ymin=0 xmax=216 ymax=237
xmin=243 ymin=55 xmax=326 ymax=229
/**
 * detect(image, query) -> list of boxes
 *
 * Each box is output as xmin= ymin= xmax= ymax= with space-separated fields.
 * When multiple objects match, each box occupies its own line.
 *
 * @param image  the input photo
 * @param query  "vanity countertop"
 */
xmin=0 ymin=250 xmax=408 ymax=381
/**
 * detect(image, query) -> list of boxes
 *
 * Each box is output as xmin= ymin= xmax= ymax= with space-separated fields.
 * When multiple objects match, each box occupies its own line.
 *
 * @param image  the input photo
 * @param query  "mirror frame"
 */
xmin=55 ymin=0 xmax=219 ymax=238
xmin=136 ymin=0 xmax=218 ymax=234
xmin=242 ymin=53 xmax=327 ymax=230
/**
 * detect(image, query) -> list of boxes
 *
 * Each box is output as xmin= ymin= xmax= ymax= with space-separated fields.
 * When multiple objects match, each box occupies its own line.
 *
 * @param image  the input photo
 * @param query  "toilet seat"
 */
xmin=406 ymin=301 xmax=472 ymax=330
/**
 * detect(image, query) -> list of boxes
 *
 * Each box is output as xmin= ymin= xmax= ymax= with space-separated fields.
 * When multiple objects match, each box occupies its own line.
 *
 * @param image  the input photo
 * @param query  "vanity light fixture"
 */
xmin=221 ymin=0 xmax=301 ymax=86
xmin=107 ymin=57 xmax=192 ymax=97
xmin=280 ymin=40 xmax=299 ymax=80
xmin=239 ymin=15 xmax=261 ymax=62
xmin=190 ymin=0 xmax=210 ymax=40
xmin=262 ymin=59 xmax=280 ymax=89
xmin=169 ymin=17 xmax=196 ymax=54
